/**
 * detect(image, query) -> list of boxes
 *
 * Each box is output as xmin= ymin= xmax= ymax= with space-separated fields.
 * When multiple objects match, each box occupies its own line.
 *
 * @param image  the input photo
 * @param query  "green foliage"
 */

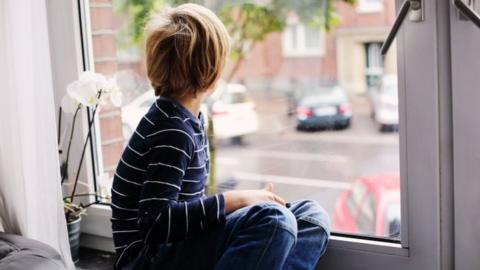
xmin=113 ymin=0 xmax=165 ymax=44
xmin=219 ymin=3 xmax=285 ymax=61
xmin=113 ymin=0 xmax=355 ymax=46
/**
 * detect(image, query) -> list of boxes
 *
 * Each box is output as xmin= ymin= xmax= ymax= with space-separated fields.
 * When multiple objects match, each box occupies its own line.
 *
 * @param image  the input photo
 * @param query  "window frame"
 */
xmin=282 ymin=20 xmax=326 ymax=58
xmin=47 ymin=1 xmax=455 ymax=269
xmin=450 ymin=1 xmax=480 ymax=268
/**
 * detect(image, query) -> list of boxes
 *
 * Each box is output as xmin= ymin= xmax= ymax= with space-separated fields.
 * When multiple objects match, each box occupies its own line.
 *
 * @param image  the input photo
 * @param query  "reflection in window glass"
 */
xmin=87 ymin=0 xmax=400 ymax=239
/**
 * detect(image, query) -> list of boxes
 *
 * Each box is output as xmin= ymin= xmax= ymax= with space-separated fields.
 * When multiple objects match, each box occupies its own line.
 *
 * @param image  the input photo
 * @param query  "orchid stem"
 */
xmin=61 ymin=105 xmax=82 ymax=184
xmin=69 ymin=91 xmax=103 ymax=202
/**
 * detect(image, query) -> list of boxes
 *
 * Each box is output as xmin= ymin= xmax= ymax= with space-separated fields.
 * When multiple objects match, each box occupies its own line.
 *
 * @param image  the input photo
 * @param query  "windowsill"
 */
xmin=81 ymin=203 xmax=408 ymax=256
xmin=329 ymin=235 xmax=408 ymax=257
xmin=282 ymin=52 xmax=326 ymax=58
xmin=81 ymin=204 xmax=112 ymax=238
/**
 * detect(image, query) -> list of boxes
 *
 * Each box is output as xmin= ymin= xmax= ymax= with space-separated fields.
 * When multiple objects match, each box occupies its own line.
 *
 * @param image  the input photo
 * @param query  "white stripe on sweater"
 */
xmin=143 ymin=180 xmax=181 ymax=190
xmin=200 ymin=199 xmax=206 ymax=217
xmin=152 ymin=145 xmax=191 ymax=159
xmin=166 ymin=207 xmax=171 ymax=243
xmin=111 ymin=202 xmax=138 ymax=212
xmin=194 ymin=145 xmax=208 ymax=153
xmin=111 ymin=187 xmax=128 ymax=197
xmin=155 ymin=102 xmax=189 ymax=121
xmin=179 ymin=189 xmax=204 ymax=196
xmin=139 ymin=198 xmax=170 ymax=204
xmin=182 ymin=179 xmax=201 ymax=183
xmin=148 ymin=161 xmax=185 ymax=175
xmin=187 ymin=164 xmax=206 ymax=170
xmin=144 ymin=212 xmax=162 ymax=243
xmin=115 ymin=240 xmax=143 ymax=269
xmin=127 ymin=144 xmax=150 ymax=157
xmin=115 ymin=172 xmax=142 ymax=186
xmin=184 ymin=202 xmax=189 ymax=235
xmin=135 ymin=130 xmax=146 ymax=139
xmin=144 ymin=115 xmax=155 ymax=125
xmin=121 ymin=157 xmax=147 ymax=172
xmin=146 ymin=129 xmax=195 ymax=147
xmin=215 ymin=194 xmax=220 ymax=222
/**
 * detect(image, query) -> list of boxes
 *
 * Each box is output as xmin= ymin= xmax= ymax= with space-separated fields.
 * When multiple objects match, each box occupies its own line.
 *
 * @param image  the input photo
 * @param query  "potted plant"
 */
xmin=58 ymin=71 xmax=122 ymax=263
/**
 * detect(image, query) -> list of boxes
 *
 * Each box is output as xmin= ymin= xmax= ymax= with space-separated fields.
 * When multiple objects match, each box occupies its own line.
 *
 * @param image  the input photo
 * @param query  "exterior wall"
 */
xmin=90 ymin=0 xmax=123 ymax=178
xmin=232 ymin=0 xmax=397 ymax=95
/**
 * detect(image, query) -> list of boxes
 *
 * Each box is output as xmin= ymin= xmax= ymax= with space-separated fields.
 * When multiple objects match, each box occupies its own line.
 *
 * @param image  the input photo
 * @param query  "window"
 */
xmin=84 ymin=0 xmax=400 ymax=240
xmin=71 ymin=1 xmax=453 ymax=269
xmin=282 ymin=21 xmax=326 ymax=57
xmin=365 ymin=42 xmax=384 ymax=88
xmin=357 ymin=0 xmax=383 ymax=13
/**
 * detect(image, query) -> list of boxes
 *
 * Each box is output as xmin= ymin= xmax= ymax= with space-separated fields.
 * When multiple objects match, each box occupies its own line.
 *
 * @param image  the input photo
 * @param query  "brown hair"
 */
xmin=145 ymin=3 xmax=230 ymax=98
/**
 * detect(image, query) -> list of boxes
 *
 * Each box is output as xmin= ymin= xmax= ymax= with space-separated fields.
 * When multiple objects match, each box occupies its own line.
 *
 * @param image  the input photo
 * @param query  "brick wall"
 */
xmin=232 ymin=0 xmax=396 ymax=88
xmin=89 ymin=0 xmax=124 ymax=178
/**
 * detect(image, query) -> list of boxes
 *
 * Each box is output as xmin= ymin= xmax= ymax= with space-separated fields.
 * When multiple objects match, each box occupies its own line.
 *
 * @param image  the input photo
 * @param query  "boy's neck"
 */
xmin=177 ymin=93 xmax=207 ymax=119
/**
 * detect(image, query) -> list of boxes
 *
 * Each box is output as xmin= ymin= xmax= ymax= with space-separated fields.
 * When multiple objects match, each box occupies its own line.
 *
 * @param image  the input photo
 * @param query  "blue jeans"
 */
xmin=127 ymin=200 xmax=330 ymax=270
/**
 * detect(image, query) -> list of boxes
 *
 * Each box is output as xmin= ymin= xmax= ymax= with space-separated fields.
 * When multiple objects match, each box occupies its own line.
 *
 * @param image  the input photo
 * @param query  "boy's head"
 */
xmin=145 ymin=3 xmax=230 ymax=99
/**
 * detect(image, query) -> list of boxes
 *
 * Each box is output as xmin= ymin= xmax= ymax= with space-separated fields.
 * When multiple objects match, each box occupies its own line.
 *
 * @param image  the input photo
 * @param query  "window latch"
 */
xmin=381 ymin=0 xmax=424 ymax=56
xmin=454 ymin=0 xmax=480 ymax=28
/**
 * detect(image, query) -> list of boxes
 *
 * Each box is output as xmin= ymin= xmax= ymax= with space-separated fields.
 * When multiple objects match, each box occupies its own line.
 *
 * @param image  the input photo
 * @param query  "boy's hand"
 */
xmin=223 ymin=183 xmax=287 ymax=213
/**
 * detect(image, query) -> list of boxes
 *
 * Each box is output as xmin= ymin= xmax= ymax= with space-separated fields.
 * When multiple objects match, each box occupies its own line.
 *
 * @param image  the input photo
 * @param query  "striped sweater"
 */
xmin=110 ymin=96 xmax=226 ymax=269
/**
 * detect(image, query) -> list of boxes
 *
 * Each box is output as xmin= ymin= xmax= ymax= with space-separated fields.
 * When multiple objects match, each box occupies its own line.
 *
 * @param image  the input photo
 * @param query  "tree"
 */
xmin=114 ymin=0 xmax=355 ymax=81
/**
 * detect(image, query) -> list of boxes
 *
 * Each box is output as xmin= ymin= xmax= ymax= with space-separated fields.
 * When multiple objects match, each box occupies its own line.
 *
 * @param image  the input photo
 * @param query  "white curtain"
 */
xmin=0 ymin=0 xmax=74 ymax=269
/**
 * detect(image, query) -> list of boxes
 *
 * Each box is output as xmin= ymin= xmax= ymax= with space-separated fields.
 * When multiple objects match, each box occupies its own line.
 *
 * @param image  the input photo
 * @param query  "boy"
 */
xmin=111 ymin=4 xmax=331 ymax=270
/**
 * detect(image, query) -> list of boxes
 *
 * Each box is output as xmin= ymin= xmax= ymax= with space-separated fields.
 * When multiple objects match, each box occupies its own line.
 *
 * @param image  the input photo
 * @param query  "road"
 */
xmin=214 ymin=91 xmax=399 ymax=216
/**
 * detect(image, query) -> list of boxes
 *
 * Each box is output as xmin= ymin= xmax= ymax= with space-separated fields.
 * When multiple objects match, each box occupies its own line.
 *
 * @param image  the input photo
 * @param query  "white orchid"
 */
xmin=60 ymin=93 xmax=79 ymax=114
xmin=59 ymin=71 xmax=123 ymax=212
xmin=61 ymin=71 xmax=122 ymax=112
xmin=100 ymin=77 xmax=123 ymax=107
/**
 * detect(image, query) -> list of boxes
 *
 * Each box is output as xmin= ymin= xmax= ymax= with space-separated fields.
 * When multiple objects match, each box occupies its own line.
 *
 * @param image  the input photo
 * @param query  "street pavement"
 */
xmin=214 ymin=91 xmax=399 ymax=220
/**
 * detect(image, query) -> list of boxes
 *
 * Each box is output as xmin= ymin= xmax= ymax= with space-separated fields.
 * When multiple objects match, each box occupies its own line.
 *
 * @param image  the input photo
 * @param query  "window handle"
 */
xmin=454 ymin=0 xmax=480 ymax=28
xmin=381 ymin=0 xmax=424 ymax=55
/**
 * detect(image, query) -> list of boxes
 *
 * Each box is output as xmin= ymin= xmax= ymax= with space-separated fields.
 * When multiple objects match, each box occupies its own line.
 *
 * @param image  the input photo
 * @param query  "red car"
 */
xmin=333 ymin=173 xmax=401 ymax=238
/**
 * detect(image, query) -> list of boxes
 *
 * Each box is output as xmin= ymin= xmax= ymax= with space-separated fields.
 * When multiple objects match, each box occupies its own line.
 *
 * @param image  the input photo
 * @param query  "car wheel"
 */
xmin=379 ymin=124 xmax=389 ymax=133
xmin=343 ymin=119 xmax=351 ymax=129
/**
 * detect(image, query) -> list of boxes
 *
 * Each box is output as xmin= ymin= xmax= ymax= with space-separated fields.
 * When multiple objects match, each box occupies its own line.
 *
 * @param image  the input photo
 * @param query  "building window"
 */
xmin=365 ymin=42 xmax=384 ymax=88
xmin=357 ymin=0 xmax=383 ymax=13
xmin=282 ymin=22 xmax=326 ymax=57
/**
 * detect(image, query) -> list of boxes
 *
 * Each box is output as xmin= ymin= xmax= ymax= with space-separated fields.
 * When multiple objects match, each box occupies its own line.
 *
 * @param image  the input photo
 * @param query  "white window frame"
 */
xmin=450 ymin=1 xmax=480 ymax=269
xmin=282 ymin=20 xmax=326 ymax=58
xmin=46 ymin=1 xmax=457 ymax=269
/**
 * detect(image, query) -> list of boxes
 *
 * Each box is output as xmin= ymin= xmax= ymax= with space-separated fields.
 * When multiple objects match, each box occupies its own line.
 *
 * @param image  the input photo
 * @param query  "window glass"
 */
xmin=357 ymin=0 xmax=383 ymax=13
xmin=305 ymin=27 xmax=321 ymax=49
xmin=357 ymin=193 xmax=376 ymax=235
xmin=87 ymin=0 xmax=400 ymax=239
xmin=283 ymin=22 xmax=325 ymax=57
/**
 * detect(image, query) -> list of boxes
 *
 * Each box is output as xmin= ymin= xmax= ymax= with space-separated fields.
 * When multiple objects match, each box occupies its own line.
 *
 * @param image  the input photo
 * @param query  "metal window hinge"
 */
xmin=380 ymin=0 xmax=424 ymax=55
xmin=454 ymin=0 xmax=480 ymax=28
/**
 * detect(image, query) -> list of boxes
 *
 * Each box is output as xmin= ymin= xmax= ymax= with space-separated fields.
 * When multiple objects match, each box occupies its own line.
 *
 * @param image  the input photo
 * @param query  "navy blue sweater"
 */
xmin=110 ymin=96 xmax=226 ymax=268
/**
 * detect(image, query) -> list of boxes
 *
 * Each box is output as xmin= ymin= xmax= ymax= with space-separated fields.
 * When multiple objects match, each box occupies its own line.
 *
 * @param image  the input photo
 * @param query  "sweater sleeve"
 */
xmin=138 ymin=129 xmax=226 ymax=244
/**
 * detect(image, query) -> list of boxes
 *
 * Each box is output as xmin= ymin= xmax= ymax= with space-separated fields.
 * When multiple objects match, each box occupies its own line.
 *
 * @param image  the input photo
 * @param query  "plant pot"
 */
xmin=67 ymin=216 xmax=82 ymax=264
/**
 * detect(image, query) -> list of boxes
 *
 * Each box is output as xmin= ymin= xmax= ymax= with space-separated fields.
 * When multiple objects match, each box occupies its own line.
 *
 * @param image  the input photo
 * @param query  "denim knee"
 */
xmin=291 ymin=200 xmax=331 ymax=236
xmin=249 ymin=202 xmax=298 ymax=240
